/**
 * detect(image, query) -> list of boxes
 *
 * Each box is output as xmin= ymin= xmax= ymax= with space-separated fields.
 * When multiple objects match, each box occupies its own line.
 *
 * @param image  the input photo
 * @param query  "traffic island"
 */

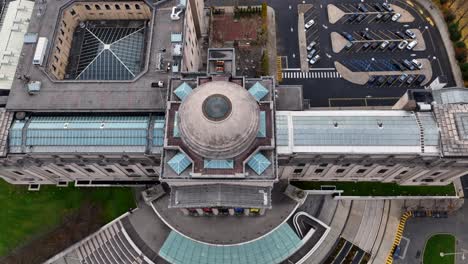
xmin=423 ymin=234 xmax=456 ymax=264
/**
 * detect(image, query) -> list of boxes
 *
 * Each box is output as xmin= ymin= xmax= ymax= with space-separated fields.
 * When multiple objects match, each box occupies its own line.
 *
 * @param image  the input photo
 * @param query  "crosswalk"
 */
xmin=282 ymin=71 xmax=342 ymax=79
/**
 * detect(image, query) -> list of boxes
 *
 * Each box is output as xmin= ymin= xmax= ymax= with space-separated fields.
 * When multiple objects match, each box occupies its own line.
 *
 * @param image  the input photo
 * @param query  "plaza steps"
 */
xmin=46 ymin=219 xmax=154 ymax=264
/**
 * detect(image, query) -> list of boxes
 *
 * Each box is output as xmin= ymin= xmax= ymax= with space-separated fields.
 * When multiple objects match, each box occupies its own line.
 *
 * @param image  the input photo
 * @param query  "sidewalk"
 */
xmin=414 ymin=0 xmax=464 ymax=87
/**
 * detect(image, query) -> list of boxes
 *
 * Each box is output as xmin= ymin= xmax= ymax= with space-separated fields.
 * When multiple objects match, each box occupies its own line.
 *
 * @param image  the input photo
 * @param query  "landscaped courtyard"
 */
xmin=0 ymin=179 xmax=135 ymax=263
xmin=423 ymin=234 xmax=456 ymax=264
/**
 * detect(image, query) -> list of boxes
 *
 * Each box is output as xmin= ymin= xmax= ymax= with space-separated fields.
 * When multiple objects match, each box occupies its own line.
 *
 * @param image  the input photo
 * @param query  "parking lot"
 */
xmin=207 ymin=0 xmax=456 ymax=107
xmin=278 ymin=0 xmax=456 ymax=107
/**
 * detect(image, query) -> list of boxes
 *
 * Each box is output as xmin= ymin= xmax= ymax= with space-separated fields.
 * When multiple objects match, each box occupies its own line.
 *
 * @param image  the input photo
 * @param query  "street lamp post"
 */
xmin=440 ymin=251 xmax=466 ymax=260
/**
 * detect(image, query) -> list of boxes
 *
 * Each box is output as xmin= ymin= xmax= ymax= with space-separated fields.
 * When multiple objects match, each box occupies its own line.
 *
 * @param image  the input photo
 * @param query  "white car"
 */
xmin=305 ymin=19 xmax=315 ymax=29
xmin=307 ymin=41 xmax=317 ymax=51
xmin=405 ymin=29 xmax=416 ymax=39
xmin=406 ymin=40 xmax=418 ymax=50
xmin=398 ymin=40 xmax=408 ymax=50
xmin=411 ymin=59 xmax=423 ymax=69
xmin=309 ymin=54 xmax=321 ymax=65
xmin=391 ymin=13 xmax=401 ymax=22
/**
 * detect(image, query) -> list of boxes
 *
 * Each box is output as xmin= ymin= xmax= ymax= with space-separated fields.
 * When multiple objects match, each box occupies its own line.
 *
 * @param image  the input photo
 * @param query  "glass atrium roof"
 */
xmin=257 ymin=111 xmax=266 ymax=137
xmin=174 ymin=82 xmax=193 ymax=101
xmin=159 ymin=223 xmax=303 ymax=264
xmin=168 ymin=152 xmax=192 ymax=175
xmin=75 ymin=26 xmax=145 ymax=80
xmin=203 ymin=159 xmax=234 ymax=169
xmin=248 ymin=82 xmax=269 ymax=102
xmin=247 ymin=152 xmax=271 ymax=175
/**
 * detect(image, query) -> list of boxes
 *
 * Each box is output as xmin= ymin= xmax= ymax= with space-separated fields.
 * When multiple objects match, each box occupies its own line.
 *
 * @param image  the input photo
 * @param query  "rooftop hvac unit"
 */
xmin=27 ymin=81 xmax=41 ymax=95
xmin=417 ymin=102 xmax=432 ymax=112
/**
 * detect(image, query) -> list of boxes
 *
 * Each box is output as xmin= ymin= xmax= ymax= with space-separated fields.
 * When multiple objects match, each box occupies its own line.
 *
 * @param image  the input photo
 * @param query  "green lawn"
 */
xmin=0 ymin=179 xmax=135 ymax=257
xmin=291 ymin=181 xmax=456 ymax=196
xmin=424 ymin=234 xmax=456 ymax=264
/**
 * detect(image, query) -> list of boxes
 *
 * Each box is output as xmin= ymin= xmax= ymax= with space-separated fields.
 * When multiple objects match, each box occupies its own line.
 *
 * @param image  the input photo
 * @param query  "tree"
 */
xmin=455 ymin=46 xmax=467 ymax=62
xmin=455 ymin=41 xmax=467 ymax=48
xmin=440 ymin=0 xmax=448 ymax=5
xmin=460 ymin=62 xmax=468 ymax=72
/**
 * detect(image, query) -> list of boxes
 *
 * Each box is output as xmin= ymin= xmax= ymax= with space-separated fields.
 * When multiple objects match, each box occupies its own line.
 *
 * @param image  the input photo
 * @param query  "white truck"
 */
xmin=33 ymin=37 xmax=48 ymax=65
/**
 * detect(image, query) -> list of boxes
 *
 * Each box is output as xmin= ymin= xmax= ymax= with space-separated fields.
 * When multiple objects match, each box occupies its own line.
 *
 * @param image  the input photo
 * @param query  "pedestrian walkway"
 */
xmin=282 ymin=70 xmax=342 ymax=79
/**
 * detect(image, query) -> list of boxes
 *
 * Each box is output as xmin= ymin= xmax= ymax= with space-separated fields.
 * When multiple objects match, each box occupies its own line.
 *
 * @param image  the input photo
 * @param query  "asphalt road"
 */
xmin=206 ymin=0 xmax=456 ymax=107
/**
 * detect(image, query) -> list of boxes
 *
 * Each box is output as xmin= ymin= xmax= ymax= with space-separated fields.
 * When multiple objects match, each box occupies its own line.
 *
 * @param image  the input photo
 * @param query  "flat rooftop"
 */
xmin=6 ymin=0 xmax=182 ymax=112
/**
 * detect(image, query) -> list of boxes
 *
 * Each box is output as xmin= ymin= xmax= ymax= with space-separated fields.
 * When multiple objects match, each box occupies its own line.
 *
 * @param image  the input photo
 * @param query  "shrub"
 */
xmin=440 ymin=0 xmax=448 ymax=5
xmin=463 ymin=69 xmax=468 ymax=81
xmin=456 ymin=41 xmax=467 ymax=48
xmin=261 ymin=50 xmax=269 ymax=75
xmin=443 ymin=10 xmax=456 ymax=23
xmin=460 ymin=62 xmax=468 ymax=72
xmin=449 ymin=22 xmax=462 ymax=41
xmin=455 ymin=46 xmax=467 ymax=62
xmin=261 ymin=2 xmax=267 ymax=20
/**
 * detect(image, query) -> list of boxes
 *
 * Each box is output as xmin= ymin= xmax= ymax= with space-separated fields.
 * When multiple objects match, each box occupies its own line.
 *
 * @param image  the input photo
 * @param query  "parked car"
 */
xmin=373 ymin=3 xmax=384 ymax=12
xmin=393 ymin=61 xmax=406 ymax=71
xmin=368 ymin=75 xmax=377 ymax=83
xmin=398 ymin=40 xmax=408 ymax=49
xmin=358 ymin=3 xmax=369 ymax=12
xmin=345 ymin=41 xmax=353 ymax=50
xmin=356 ymin=14 xmax=366 ymax=23
xmin=382 ymin=14 xmax=392 ymax=21
xmin=386 ymin=76 xmax=396 ymax=84
xmin=341 ymin=31 xmax=355 ymax=41
xmin=375 ymin=13 xmax=384 ymax=21
xmin=391 ymin=13 xmax=401 ymax=21
xmin=406 ymin=75 xmax=415 ymax=84
xmin=307 ymin=41 xmax=317 ymax=51
xmin=395 ymin=31 xmax=406 ymax=39
xmin=398 ymin=73 xmax=409 ymax=82
xmin=406 ymin=40 xmax=418 ymax=50
xmin=380 ymin=40 xmax=390 ymax=50
xmin=415 ymin=75 xmax=426 ymax=85
xmin=376 ymin=76 xmax=386 ymax=85
xmin=382 ymin=2 xmax=394 ymax=12
xmin=307 ymin=49 xmax=317 ymax=59
xmin=388 ymin=42 xmax=397 ymax=51
xmin=411 ymin=59 xmax=423 ymax=69
xmin=309 ymin=54 xmax=321 ymax=64
xmin=405 ymin=29 xmax=416 ymax=39
xmin=371 ymin=42 xmax=380 ymax=49
xmin=348 ymin=13 xmax=359 ymax=22
xmin=362 ymin=42 xmax=371 ymax=50
xmin=361 ymin=31 xmax=372 ymax=40
xmin=403 ymin=59 xmax=415 ymax=70
xmin=305 ymin=19 xmax=315 ymax=29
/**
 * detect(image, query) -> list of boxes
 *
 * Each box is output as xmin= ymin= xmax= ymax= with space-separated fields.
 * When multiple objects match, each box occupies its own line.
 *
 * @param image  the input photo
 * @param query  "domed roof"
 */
xmin=178 ymin=81 xmax=260 ymax=159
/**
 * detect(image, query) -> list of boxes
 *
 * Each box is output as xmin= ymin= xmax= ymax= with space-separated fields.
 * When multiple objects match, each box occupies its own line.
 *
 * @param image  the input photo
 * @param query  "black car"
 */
xmin=382 ymin=14 xmax=392 ymax=21
xmin=388 ymin=42 xmax=397 ymax=51
xmin=342 ymin=31 xmax=355 ymax=41
xmin=376 ymin=76 xmax=386 ymax=85
xmin=393 ymin=61 xmax=406 ymax=71
xmin=371 ymin=42 xmax=380 ymax=49
xmin=386 ymin=76 xmax=396 ymax=85
xmin=373 ymin=3 xmax=384 ymax=12
xmin=395 ymin=31 xmax=406 ymax=39
xmin=347 ymin=13 xmax=359 ymax=22
xmin=362 ymin=42 xmax=371 ymax=50
xmin=414 ymin=75 xmax=426 ymax=85
xmin=358 ymin=3 xmax=369 ymax=12
xmin=368 ymin=75 xmax=377 ymax=84
xmin=356 ymin=14 xmax=366 ymax=23
xmin=361 ymin=31 xmax=372 ymax=40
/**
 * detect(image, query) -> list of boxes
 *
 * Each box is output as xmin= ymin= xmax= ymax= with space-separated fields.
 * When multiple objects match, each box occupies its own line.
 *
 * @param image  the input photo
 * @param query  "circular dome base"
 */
xmin=178 ymin=81 xmax=260 ymax=159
